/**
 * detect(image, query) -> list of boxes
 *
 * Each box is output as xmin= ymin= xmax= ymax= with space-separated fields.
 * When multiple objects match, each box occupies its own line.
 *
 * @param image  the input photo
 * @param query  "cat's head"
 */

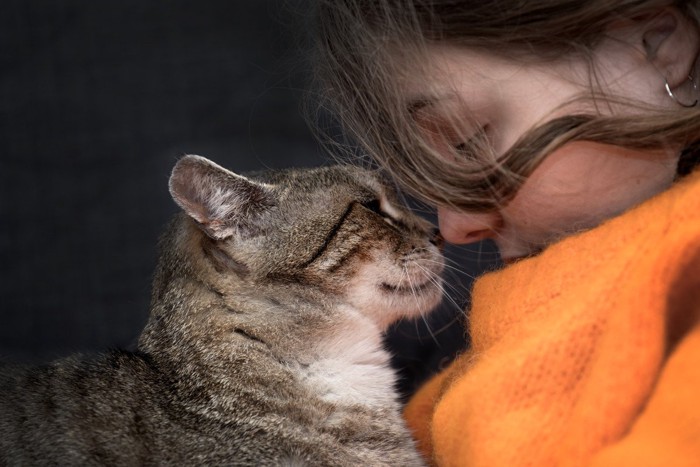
xmin=166 ymin=155 xmax=444 ymax=331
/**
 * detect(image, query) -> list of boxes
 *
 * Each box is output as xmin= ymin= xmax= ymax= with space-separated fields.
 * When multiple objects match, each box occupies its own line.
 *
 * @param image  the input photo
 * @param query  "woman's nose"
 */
xmin=437 ymin=206 xmax=501 ymax=245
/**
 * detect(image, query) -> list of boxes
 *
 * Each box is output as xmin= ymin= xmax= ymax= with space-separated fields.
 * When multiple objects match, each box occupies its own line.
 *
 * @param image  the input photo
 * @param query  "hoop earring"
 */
xmin=664 ymin=75 xmax=698 ymax=108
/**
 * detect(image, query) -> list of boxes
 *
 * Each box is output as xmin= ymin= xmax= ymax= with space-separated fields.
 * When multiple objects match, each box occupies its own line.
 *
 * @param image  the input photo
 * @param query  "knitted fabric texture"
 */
xmin=404 ymin=170 xmax=700 ymax=467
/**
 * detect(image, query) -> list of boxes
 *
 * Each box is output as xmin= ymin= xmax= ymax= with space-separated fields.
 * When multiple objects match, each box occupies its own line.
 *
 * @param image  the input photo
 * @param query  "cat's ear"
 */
xmin=169 ymin=155 xmax=274 ymax=240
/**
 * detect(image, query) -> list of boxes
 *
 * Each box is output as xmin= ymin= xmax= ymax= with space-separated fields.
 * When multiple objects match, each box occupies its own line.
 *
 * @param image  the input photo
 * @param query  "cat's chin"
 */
xmin=344 ymin=251 xmax=445 ymax=328
xmin=372 ymin=280 xmax=444 ymax=327
xmin=379 ymin=279 xmax=435 ymax=295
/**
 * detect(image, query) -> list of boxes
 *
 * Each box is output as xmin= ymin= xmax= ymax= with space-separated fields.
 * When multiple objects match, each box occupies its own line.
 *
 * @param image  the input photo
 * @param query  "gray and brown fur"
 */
xmin=0 ymin=155 xmax=444 ymax=466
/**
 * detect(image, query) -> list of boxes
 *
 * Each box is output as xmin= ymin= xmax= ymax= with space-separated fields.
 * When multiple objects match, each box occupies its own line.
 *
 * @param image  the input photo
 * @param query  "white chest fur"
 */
xmin=298 ymin=314 xmax=399 ymax=409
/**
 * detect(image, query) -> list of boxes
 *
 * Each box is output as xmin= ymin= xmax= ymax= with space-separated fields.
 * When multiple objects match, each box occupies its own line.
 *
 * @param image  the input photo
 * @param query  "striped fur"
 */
xmin=0 ymin=155 xmax=444 ymax=466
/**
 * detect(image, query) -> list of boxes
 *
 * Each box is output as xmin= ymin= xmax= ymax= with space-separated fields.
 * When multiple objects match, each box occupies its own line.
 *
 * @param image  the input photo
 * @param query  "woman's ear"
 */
xmin=640 ymin=8 xmax=699 ymax=89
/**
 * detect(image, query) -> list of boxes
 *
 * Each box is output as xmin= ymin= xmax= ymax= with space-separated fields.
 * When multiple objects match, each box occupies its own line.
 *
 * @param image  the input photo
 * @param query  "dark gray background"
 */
xmin=0 ymin=0 xmax=498 ymax=398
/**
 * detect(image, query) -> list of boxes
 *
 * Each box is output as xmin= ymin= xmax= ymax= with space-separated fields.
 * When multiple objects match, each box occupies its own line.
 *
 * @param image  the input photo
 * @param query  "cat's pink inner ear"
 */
xmin=169 ymin=155 xmax=273 ymax=239
xmin=169 ymin=156 xmax=218 ymax=224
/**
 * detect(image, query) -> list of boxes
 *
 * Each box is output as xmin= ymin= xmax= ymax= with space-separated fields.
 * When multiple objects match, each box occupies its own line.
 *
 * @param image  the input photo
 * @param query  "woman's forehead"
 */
xmin=402 ymin=46 xmax=526 ymax=111
xmin=402 ymin=44 xmax=587 ymax=115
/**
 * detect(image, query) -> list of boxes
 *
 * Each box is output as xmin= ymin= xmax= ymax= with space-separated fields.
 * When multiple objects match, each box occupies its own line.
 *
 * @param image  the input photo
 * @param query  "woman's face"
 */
xmin=409 ymin=31 xmax=688 ymax=262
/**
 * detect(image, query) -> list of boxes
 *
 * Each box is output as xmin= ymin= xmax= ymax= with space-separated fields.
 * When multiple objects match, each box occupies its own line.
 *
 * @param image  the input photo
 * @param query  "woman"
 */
xmin=313 ymin=0 xmax=700 ymax=465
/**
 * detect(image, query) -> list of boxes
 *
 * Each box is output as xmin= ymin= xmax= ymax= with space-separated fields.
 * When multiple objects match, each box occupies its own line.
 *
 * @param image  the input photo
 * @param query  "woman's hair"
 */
xmin=311 ymin=0 xmax=700 ymax=211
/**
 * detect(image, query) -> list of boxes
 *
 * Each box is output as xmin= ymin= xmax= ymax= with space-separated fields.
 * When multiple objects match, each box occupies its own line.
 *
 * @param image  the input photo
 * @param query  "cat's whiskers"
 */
xmin=423 ymin=257 xmax=477 ymax=280
xmin=400 ymin=257 xmax=443 ymax=346
xmin=420 ymin=269 xmax=467 ymax=305
xmin=394 ymin=261 xmax=469 ymax=346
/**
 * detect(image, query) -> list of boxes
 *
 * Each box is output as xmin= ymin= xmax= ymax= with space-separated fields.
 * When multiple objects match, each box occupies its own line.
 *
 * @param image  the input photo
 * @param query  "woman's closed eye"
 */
xmin=454 ymin=124 xmax=492 ymax=159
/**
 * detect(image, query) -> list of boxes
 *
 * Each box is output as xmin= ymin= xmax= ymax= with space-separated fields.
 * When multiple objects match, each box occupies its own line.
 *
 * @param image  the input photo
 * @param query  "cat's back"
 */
xmin=0 ymin=351 xmax=175 ymax=465
xmin=0 ymin=350 xmax=405 ymax=466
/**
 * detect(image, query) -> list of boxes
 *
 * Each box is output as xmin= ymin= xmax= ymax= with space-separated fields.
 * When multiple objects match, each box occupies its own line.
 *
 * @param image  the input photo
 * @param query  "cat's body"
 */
xmin=0 ymin=156 xmax=443 ymax=466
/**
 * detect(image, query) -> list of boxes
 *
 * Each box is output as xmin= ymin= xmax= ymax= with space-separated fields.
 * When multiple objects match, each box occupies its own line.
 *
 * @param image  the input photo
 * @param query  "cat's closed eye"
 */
xmin=361 ymin=198 xmax=396 ymax=221
xmin=360 ymin=198 xmax=403 ymax=229
xmin=361 ymin=199 xmax=383 ymax=215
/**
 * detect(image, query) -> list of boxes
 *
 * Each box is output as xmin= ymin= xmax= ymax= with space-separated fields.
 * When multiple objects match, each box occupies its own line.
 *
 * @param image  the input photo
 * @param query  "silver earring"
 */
xmin=665 ymin=75 xmax=698 ymax=108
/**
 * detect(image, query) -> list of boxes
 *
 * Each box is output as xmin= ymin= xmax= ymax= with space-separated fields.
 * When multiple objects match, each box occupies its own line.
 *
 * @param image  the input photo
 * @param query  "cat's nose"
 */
xmin=430 ymin=229 xmax=445 ymax=251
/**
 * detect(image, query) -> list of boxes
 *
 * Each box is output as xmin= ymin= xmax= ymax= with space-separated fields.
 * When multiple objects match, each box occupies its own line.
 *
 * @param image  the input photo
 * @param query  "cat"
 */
xmin=0 ymin=155 xmax=444 ymax=466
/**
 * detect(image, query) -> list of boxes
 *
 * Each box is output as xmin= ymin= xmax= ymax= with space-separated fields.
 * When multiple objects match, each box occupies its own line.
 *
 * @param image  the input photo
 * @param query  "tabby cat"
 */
xmin=0 ymin=155 xmax=444 ymax=466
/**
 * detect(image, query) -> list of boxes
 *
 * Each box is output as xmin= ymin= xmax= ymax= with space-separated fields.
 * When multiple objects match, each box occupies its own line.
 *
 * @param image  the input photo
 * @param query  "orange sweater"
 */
xmin=405 ymin=170 xmax=700 ymax=467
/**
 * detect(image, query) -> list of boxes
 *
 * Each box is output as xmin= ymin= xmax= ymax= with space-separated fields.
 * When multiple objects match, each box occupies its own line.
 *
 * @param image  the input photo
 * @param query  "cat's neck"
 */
xmin=146 ymin=280 xmax=399 ymax=411
xmin=296 ymin=307 xmax=399 ymax=409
